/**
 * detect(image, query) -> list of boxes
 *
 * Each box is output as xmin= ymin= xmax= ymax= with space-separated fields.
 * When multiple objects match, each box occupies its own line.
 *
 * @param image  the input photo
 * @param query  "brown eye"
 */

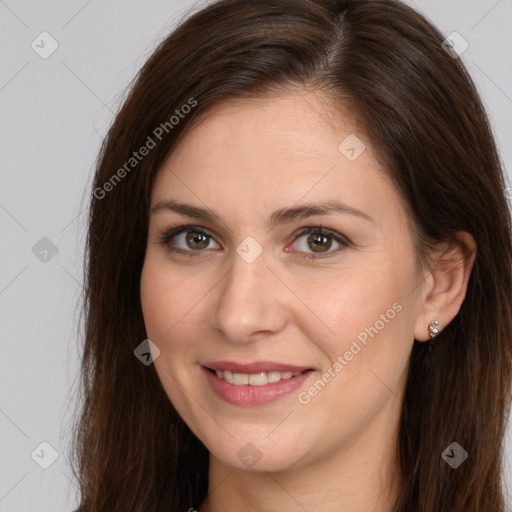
xmin=159 ymin=225 xmax=221 ymax=255
xmin=307 ymin=233 xmax=333 ymax=253
xmin=289 ymin=226 xmax=350 ymax=260
xmin=185 ymin=231 xmax=210 ymax=250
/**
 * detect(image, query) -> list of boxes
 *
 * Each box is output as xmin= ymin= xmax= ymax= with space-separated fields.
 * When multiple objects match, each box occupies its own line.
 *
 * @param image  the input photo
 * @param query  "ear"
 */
xmin=414 ymin=231 xmax=477 ymax=341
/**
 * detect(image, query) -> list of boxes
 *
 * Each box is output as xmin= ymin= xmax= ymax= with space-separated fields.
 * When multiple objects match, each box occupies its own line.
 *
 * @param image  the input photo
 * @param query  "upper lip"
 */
xmin=203 ymin=361 xmax=313 ymax=374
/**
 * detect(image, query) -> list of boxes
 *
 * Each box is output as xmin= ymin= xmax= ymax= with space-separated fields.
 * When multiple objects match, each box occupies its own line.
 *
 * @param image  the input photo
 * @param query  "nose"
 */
xmin=210 ymin=246 xmax=288 ymax=343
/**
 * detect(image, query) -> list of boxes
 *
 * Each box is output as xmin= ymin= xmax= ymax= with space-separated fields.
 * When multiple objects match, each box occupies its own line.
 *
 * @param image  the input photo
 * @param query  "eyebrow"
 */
xmin=149 ymin=199 xmax=373 ymax=228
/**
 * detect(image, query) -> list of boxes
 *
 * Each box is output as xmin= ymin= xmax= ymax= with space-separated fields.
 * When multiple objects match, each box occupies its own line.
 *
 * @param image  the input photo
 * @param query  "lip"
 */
xmin=202 ymin=360 xmax=313 ymax=374
xmin=202 ymin=365 xmax=315 ymax=407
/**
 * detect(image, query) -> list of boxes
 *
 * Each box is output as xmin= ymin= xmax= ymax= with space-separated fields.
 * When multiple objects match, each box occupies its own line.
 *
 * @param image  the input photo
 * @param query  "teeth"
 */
xmin=214 ymin=369 xmax=302 ymax=385
xmin=233 ymin=373 xmax=249 ymax=385
xmin=249 ymin=372 xmax=267 ymax=385
xmin=267 ymin=371 xmax=281 ymax=383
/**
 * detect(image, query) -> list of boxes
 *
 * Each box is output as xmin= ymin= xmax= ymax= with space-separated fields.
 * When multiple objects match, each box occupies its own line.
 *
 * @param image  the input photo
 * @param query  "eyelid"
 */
xmin=291 ymin=226 xmax=351 ymax=247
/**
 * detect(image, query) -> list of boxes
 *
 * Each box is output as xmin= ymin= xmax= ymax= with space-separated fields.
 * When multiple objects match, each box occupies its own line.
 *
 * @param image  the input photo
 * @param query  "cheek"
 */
xmin=140 ymin=256 xmax=213 ymax=386
xmin=140 ymin=262 xmax=168 ymax=339
xmin=296 ymin=277 xmax=414 ymax=441
xmin=299 ymin=251 xmax=419 ymax=412
xmin=140 ymin=258 xmax=200 ymax=419
xmin=140 ymin=251 xmax=200 ymax=333
xmin=140 ymin=257 xmax=188 ymax=348
xmin=305 ymin=264 xmax=413 ymax=352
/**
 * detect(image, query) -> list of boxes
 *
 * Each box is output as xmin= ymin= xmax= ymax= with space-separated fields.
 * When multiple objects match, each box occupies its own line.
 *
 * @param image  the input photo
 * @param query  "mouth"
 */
xmin=201 ymin=361 xmax=315 ymax=406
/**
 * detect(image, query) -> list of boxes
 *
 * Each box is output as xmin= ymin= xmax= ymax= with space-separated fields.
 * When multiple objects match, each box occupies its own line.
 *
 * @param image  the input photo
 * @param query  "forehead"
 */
xmin=167 ymin=91 xmax=355 ymax=174
xmin=151 ymin=92 xmax=403 ymax=227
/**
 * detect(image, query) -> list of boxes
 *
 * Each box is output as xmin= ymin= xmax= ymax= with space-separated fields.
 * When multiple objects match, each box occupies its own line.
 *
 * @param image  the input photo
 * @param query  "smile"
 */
xmin=202 ymin=362 xmax=314 ymax=406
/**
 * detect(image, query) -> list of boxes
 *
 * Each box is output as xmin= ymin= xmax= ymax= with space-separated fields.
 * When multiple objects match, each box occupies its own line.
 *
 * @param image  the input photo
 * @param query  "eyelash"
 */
xmin=157 ymin=224 xmax=351 ymax=261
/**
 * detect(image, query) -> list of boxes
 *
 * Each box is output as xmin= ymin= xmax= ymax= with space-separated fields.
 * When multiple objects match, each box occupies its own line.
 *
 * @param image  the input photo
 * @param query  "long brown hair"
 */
xmin=70 ymin=0 xmax=512 ymax=510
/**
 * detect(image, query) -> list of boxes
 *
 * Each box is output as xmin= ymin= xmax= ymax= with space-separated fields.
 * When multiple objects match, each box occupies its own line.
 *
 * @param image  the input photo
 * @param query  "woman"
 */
xmin=70 ymin=0 xmax=512 ymax=510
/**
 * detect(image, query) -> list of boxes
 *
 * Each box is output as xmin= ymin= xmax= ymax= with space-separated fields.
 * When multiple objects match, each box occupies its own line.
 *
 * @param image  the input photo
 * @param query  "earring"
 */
xmin=427 ymin=320 xmax=440 ymax=353
xmin=428 ymin=320 xmax=440 ymax=338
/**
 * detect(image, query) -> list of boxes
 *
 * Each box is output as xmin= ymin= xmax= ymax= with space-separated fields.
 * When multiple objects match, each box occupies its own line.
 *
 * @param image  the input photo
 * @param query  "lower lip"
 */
xmin=202 ymin=367 xmax=314 ymax=407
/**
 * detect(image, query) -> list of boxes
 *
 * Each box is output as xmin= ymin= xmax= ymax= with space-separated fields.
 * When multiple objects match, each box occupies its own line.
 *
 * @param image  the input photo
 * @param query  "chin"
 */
xmin=205 ymin=433 xmax=309 ymax=473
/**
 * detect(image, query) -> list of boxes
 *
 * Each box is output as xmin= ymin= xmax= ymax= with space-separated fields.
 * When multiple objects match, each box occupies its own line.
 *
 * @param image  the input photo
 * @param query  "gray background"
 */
xmin=0 ymin=0 xmax=511 ymax=510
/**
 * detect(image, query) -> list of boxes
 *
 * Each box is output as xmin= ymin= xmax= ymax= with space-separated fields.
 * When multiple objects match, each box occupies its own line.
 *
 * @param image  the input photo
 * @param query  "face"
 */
xmin=140 ymin=91 xmax=426 ymax=473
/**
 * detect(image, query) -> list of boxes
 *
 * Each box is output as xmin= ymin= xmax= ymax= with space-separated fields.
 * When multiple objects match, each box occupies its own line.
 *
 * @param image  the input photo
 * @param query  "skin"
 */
xmin=140 ymin=90 xmax=476 ymax=512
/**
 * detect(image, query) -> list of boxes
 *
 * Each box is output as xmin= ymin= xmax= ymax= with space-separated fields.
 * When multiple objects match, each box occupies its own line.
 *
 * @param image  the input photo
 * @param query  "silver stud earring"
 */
xmin=426 ymin=320 xmax=440 ymax=353
xmin=428 ymin=320 xmax=440 ymax=338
